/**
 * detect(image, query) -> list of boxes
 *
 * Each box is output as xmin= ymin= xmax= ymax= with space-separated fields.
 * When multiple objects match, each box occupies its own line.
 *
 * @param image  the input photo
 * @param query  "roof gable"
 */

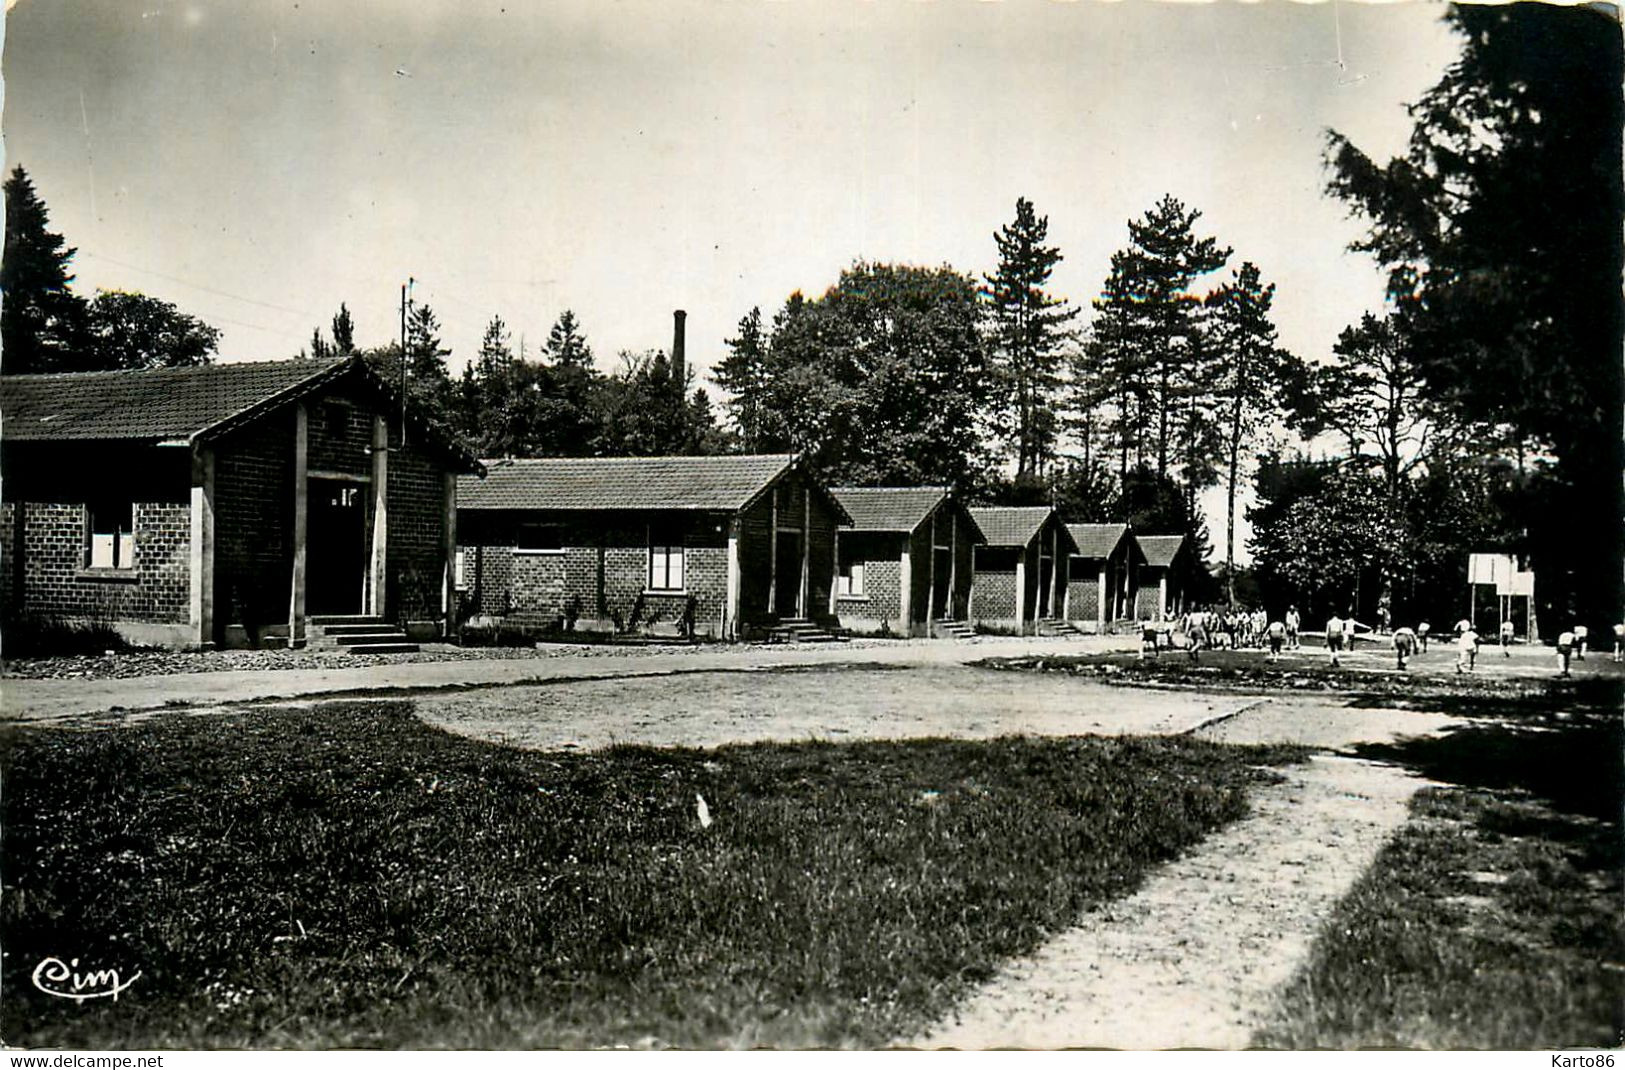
xmin=1067 ymin=523 xmax=1129 ymax=560
xmin=1137 ymin=534 xmax=1187 ymax=568
xmin=830 ymin=486 xmax=949 ymax=533
xmin=459 ymin=454 xmax=841 ymax=514
xmin=968 ymin=505 xmax=1076 ymax=552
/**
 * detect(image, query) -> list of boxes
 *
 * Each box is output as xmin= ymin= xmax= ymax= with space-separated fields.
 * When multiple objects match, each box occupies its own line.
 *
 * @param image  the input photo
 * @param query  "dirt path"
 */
xmin=911 ymin=752 xmax=1439 ymax=1050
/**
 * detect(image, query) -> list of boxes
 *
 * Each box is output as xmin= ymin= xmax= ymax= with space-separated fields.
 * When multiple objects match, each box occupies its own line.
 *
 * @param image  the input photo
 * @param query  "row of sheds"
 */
xmin=0 ymin=357 xmax=1190 ymax=648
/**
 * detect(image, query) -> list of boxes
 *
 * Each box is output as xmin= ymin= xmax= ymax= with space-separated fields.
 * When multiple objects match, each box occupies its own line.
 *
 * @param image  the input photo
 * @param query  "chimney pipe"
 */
xmin=671 ymin=309 xmax=687 ymax=392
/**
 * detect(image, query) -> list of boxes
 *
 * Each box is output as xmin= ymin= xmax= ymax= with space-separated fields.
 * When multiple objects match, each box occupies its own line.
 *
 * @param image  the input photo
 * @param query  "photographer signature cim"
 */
xmin=31 ymin=957 xmax=141 ymax=1002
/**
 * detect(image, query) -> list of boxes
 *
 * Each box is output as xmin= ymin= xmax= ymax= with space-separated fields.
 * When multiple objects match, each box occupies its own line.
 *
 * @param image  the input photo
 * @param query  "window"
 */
xmin=649 ymin=541 xmax=684 ymax=591
xmin=837 ymin=559 xmax=865 ymax=598
xmin=87 ymin=502 xmax=134 ymax=570
xmin=516 ymin=524 xmax=564 ymax=554
xmin=455 ymin=549 xmax=469 ymax=591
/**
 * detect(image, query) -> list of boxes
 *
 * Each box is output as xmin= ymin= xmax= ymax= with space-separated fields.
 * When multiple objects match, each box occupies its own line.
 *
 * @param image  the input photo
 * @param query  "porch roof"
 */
xmin=1136 ymin=534 xmax=1187 ymax=568
xmin=830 ymin=486 xmax=981 ymax=540
xmin=968 ymin=506 xmax=1077 ymax=553
xmin=1067 ymin=523 xmax=1130 ymax=560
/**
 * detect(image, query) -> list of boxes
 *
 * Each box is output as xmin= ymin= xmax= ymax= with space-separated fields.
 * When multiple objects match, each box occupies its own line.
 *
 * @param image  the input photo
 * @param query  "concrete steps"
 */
xmin=934 ymin=619 xmax=979 ymax=641
xmin=306 ymin=615 xmax=420 ymax=654
xmin=764 ymin=617 xmax=848 ymax=644
xmin=1036 ymin=618 xmax=1086 ymax=638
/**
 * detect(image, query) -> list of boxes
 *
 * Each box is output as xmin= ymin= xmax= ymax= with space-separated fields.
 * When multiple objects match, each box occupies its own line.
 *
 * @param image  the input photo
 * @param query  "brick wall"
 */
xmin=10 ymin=500 xmax=190 ymax=624
xmin=1067 ymin=559 xmax=1102 ymax=622
xmin=836 ymin=531 xmax=903 ymax=625
xmin=738 ymin=496 xmax=772 ymax=621
xmin=973 ymin=545 xmax=1020 ymax=621
xmin=214 ymin=410 xmax=294 ymax=634
xmin=307 ymin=390 xmax=375 ymax=476
xmin=386 ymin=447 xmax=447 ymax=623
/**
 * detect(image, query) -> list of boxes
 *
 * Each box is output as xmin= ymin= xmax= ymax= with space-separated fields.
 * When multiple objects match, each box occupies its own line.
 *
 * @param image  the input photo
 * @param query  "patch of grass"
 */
xmin=981 ymin=651 xmax=1625 ymax=720
xmin=2 ymin=706 xmax=1304 ymax=1049
xmin=1254 ymin=717 xmax=1624 ymax=1049
xmin=1 ymin=608 xmax=135 ymax=661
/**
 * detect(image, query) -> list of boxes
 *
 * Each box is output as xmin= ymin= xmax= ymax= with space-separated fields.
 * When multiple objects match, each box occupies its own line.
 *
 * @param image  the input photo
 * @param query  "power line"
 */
xmin=76 ymin=249 xmax=316 ymax=319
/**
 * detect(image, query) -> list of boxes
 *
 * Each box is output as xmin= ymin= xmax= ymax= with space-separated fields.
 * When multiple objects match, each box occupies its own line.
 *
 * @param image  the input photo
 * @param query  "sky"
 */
xmin=1 ymin=0 xmax=1466 ymax=557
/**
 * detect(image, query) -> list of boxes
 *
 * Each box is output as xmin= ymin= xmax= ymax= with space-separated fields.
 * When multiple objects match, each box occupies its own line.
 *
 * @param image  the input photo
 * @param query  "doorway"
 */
xmin=307 ymin=478 xmax=367 ymax=616
xmin=932 ymin=547 xmax=952 ymax=618
xmin=774 ymin=531 xmax=801 ymax=617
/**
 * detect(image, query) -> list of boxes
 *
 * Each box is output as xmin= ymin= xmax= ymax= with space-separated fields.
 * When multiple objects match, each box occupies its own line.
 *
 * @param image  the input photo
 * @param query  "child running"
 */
xmin=1266 ymin=617 xmax=1286 ymax=662
xmin=1499 ymin=617 xmax=1514 ymax=657
xmin=1557 ymin=629 xmax=1575 ymax=677
xmin=1574 ymin=624 xmax=1589 ymax=660
xmin=1393 ymin=625 xmax=1417 ymax=670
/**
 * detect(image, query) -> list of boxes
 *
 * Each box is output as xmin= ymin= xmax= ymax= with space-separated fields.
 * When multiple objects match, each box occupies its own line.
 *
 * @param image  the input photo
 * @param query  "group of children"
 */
xmin=1140 ymin=604 xmax=1624 ymax=677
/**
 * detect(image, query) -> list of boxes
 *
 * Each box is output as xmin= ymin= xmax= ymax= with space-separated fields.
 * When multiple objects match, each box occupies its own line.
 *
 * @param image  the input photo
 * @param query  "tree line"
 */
xmin=4 ymin=4 xmax=1617 ymax=635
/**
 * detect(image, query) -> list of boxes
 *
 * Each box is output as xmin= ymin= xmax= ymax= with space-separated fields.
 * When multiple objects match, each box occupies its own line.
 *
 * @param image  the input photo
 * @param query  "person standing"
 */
xmin=1499 ymin=616 xmax=1514 ymax=658
xmin=1325 ymin=613 xmax=1346 ymax=668
xmin=1417 ymin=620 xmax=1431 ymax=653
xmin=1393 ymin=626 xmax=1417 ymax=670
xmin=1574 ymin=623 xmax=1589 ymax=660
xmin=1556 ymin=629 xmax=1575 ymax=677
xmin=1613 ymin=621 xmax=1623 ymax=663
xmin=1285 ymin=605 xmax=1301 ymax=650
xmin=1455 ymin=625 xmax=1479 ymax=673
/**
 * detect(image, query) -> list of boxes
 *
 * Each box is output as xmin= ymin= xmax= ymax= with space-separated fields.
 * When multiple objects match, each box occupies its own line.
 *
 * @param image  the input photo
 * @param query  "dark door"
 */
xmin=1037 ymin=553 xmax=1053 ymax=618
xmin=307 ymin=478 xmax=367 ymax=616
xmin=932 ymin=547 xmax=952 ymax=618
xmin=774 ymin=531 xmax=801 ymax=617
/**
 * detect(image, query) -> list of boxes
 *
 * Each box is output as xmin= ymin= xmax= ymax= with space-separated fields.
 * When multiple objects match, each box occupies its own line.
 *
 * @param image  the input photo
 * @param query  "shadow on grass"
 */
xmin=1349 ymin=715 xmax=1621 ymax=826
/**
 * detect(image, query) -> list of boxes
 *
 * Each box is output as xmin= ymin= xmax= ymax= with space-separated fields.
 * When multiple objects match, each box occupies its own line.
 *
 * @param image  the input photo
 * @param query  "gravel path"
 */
xmin=912 ymin=752 xmax=1439 ymax=1050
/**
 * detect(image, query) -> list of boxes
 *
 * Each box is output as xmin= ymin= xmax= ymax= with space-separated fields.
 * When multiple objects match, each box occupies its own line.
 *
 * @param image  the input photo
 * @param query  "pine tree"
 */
xmin=1083 ymin=196 xmax=1230 ymax=487
xmin=984 ymin=197 xmax=1077 ymax=478
xmin=1204 ymin=261 xmax=1299 ymax=606
xmin=715 ymin=306 xmax=771 ymax=451
xmin=2 ymin=166 xmax=87 ymax=373
xmin=331 ymin=303 xmax=356 ymax=355
xmin=543 ymin=309 xmax=593 ymax=369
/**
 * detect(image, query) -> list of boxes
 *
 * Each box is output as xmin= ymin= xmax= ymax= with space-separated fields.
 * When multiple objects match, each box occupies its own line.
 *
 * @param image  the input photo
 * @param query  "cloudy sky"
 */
xmin=3 ymin=0 xmax=1464 ymax=546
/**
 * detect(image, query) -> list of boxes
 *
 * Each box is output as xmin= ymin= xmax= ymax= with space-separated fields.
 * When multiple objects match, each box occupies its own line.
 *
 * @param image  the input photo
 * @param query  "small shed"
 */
xmin=1134 ymin=534 xmax=1191 ymax=620
xmin=456 ymin=454 xmax=849 ymax=640
xmin=828 ymin=486 xmax=983 ymax=636
xmin=0 ymin=358 xmax=479 ymax=649
xmin=967 ymin=505 xmax=1078 ymax=634
xmin=1064 ymin=523 xmax=1143 ymax=633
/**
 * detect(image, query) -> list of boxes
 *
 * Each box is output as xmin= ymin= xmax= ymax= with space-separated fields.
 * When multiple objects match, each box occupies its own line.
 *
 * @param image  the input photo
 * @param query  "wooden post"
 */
xmin=1097 ymin=567 xmax=1107 ymax=633
xmin=926 ymin=511 xmax=937 ymax=637
xmin=1015 ymin=552 xmax=1027 ymax=634
xmin=288 ymin=404 xmax=308 ymax=647
xmin=767 ymin=486 xmax=778 ymax=616
xmin=189 ymin=444 xmax=216 ymax=648
xmin=369 ymin=415 xmax=389 ymax=617
xmin=948 ymin=506 xmax=958 ymax=621
xmin=441 ymin=472 xmax=457 ymax=640
xmin=799 ymin=485 xmax=810 ymax=618
xmin=1160 ymin=573 xmax=1169 ymax=620
xmin=725 ymin=517 xmax=742 ymax=641
xmin=829 ymin=527 xmax=840 ymax=618
xmin=899 ymin=545 xmax=913 ymax=630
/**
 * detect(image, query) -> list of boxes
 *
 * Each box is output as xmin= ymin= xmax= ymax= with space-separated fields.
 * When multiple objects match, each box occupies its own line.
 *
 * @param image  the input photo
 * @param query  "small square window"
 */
xmin=455 ymin=549 xmax=469 ymax=591
xmin=649 ymin=541 xmax=684 ymax=591
xmin=837 ymin=559 xmax=865 ymax=598
xmin=87 ymin=502 xmax=134 ymax=570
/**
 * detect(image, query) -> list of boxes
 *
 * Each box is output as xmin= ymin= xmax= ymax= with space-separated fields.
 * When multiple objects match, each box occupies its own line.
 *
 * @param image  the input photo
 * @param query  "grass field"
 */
xmin=1255 ymin=710 xmax=1623 ymax=1049
xmin=2 ymin=704 xmax=1303 ymax=1049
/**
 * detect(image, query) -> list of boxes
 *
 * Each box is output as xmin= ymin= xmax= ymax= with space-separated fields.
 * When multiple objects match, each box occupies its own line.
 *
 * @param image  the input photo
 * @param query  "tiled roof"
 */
xmin=830 ymin=486 xmax=949 ymax=533
xmin=1 ymin=359 xmax=348 ymax=443
xmin=1067 ymin=523 xmax=1129 ymax=560
xmin=969 ymin=505 xmax=1064 ymax=549
xmin=459 ymin=454 xmax=836 ymax=514
xmin=1137 ymin=534 xmax=1186 ymax=568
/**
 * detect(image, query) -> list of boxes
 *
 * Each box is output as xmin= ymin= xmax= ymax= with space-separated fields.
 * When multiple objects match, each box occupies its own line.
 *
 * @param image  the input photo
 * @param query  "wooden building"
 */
xmin=967 ymin=506 xmax=1078 ymax=634
xmin=0 ymin=358 xmax=478 ymax=649
xmin=827 ymin=486 xmax=983 ymax=636
xmin=1063 ymin=522 xmax=1143 ymax=633
xmin=456 ymin=454 xmax=849 ymax=641
xmin=1134 ymin=534 xmax=1191 ymax=620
